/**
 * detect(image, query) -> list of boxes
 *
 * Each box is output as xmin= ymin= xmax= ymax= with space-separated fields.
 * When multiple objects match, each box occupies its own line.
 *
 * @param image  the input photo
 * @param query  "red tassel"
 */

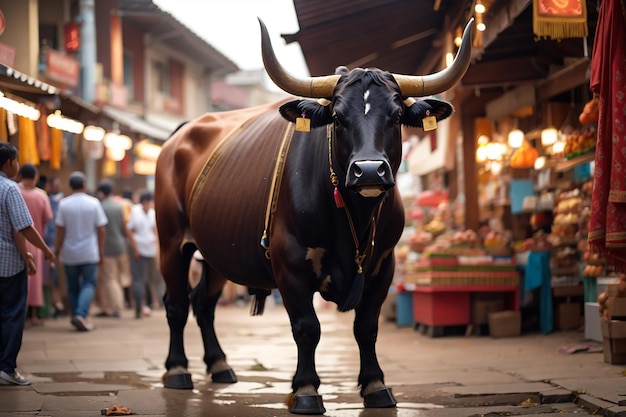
xmin=334 ymin=187 xmax=345 ymax=208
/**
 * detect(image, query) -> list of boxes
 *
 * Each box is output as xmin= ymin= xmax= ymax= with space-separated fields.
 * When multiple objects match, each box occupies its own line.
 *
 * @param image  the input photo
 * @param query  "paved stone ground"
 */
xmin=1 ymin=299 xmax=624 ymax=416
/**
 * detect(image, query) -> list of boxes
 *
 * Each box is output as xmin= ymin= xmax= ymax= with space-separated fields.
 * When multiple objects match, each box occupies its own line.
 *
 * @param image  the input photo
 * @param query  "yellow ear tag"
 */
xmin=295 ymin=115 xmax=311 ymax=132
xmin=422 ymin=115 xmax=437 ymax=131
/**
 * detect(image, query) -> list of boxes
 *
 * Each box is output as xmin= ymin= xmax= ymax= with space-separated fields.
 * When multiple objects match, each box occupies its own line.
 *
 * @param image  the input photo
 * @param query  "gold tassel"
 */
xmin=532 ymin=0 xmax=588 ymax=40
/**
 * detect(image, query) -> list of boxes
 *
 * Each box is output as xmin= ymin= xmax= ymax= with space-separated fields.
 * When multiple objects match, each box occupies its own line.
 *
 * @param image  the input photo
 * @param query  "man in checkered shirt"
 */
xmin=0 ymin=142 xmax=54 ymax=386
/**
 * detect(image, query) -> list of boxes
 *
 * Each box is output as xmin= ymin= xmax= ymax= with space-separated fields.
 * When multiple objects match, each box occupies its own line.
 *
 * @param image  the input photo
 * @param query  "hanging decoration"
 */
xmin=532 ymin=0 xmax=588 ymax=40
xmin=510 ymin=140 xmax=539 ymax=169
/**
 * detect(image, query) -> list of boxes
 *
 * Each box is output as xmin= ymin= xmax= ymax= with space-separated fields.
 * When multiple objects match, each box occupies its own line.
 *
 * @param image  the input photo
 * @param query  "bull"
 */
xmin=154 ymin=19 xmax=473 ymax=414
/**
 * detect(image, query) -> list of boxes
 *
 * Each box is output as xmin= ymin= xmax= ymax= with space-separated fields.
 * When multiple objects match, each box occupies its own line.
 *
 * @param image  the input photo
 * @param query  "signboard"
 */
xmin=64 ymin=21 xmax=80 ymax=53
xmin=0 ymin=9 xmax=5 ymax=36
xmin=45 ymin=49 xmax=79 ymax=87
xmin=0 ymin=42 xmax=15 ymax=67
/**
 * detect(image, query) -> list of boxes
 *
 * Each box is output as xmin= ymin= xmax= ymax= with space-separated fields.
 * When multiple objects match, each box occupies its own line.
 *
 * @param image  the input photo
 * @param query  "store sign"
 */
xmin=45 ymin=49 xmax=79 ymax=87
xmin=0 ymin=42 xmax=15 ymax=67
xmin=64 ymin=21 xmax=80 ymax=53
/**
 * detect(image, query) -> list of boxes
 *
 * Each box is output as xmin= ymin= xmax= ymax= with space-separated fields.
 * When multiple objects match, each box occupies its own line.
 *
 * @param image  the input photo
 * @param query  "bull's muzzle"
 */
xmin=346 ymin=160 xmax=395 ymax=197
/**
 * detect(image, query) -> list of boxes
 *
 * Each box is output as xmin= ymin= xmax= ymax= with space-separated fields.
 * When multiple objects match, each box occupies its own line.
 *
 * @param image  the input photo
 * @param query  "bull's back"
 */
xmin=178 ymin=103 xmax=291 ymax=287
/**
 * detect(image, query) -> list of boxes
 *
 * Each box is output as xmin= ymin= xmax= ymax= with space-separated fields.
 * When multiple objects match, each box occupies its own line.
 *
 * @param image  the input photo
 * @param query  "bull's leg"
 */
xmin=190 ymin=262 xmax=237 ymax=383
xmin=353 ymin=255 xmax=397 ymax=408
xmin=281 ymin=291 xmax=325 ymax=415
xmin=161 ymin=243 xmax=194 ymax=389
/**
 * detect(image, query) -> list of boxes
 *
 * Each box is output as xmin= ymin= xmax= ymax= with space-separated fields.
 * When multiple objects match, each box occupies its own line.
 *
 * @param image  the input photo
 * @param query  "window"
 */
xmin=39 ymin=23 xmax=59 ymax=50
xmin=152 ymin=58 xmax=185 ymax=114
xmin=123 ymin=52 xmax=134 ymax=101
xmin=153 ymin=60 xmax=170 ymax=95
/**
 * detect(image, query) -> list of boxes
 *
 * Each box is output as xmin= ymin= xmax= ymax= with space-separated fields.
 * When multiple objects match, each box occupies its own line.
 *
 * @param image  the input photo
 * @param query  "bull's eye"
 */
xmin=395 ymin=111 xmax=402 ymax=124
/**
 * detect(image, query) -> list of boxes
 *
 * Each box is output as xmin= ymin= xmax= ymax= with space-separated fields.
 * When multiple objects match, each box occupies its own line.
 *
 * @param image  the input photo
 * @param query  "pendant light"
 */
xmin=508 ymin=129 xmax=524 ymax=149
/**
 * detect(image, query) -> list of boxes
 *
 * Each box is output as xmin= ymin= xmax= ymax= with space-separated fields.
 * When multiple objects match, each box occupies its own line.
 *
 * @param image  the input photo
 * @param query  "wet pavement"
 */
xmin=2 ymin=298 xmax=625 ymax=416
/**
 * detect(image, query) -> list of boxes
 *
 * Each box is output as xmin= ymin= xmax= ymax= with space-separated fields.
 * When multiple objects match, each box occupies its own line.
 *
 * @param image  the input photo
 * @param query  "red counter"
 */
xmin=407 ymin=284 xmax=519 ymax=327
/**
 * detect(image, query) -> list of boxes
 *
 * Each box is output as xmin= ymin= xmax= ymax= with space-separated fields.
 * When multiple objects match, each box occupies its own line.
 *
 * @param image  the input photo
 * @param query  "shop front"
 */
xmin=386 ymin=0 xmax=618 ymax=343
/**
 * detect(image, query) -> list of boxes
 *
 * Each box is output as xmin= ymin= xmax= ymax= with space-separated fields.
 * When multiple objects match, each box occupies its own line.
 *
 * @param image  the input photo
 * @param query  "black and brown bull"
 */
xmin=154 ymin=19 xmax=473 ymax=415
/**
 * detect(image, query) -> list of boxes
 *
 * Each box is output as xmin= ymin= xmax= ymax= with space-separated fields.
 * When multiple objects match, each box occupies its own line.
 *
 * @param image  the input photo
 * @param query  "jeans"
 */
xmin=0 ymin=269 xmax=27 ymax=373
xmin=63 ymin=263 xmax=98 ymax=319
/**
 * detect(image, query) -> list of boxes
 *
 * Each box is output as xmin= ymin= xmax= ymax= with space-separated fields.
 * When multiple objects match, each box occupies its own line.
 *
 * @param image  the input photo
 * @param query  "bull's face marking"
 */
xmin=364 ymin=90 xmax=371 ymax=115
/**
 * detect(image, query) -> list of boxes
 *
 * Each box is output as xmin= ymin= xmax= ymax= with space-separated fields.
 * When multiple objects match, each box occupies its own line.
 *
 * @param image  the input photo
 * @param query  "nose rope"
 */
xmin=326 ymin=124 xmax=379 ymax=275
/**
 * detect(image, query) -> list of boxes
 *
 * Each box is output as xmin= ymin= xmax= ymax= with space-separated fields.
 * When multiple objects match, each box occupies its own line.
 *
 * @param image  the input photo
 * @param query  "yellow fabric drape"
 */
xmin=50 ymin=127 xmax=63 ymax=170
xmin=102 ymin=158 xmax=117 ymax=177
xmin=18 ymin=116 xmax=39 ymax=165
xmin=533 ymin=0 xmax=588 ymax=40
xmin=0 ymin=108 xmax=7 ymax=142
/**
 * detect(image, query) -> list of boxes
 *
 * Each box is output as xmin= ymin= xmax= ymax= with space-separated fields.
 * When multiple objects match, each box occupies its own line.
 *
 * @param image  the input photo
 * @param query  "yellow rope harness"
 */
xmin=260 ymin=122 xmax=296 ymax=258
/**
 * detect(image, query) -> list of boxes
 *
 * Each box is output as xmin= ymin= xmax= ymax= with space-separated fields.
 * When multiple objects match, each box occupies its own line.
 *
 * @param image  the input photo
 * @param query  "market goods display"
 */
xmin=578 ymin=97 xmax=599 ymax=126
xmin=510 ymin=140 xmax=539 ymax=168
xmin=598 ymin=274 xmax=626 ymax=320
xmin=563 ymin=127 xmax=596 ymax=160
xmin=598 ymin=274 xmax=626 ymax=364
xmin=404 ymin=229 xmax=518 ymax=286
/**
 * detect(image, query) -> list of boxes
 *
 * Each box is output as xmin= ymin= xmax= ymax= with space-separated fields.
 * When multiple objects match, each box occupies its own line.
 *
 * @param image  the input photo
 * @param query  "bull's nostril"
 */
xmin=377 ymin=165 xmax=386 ymax=176
xmin=354 ymin=166 xmax=363 ymax=177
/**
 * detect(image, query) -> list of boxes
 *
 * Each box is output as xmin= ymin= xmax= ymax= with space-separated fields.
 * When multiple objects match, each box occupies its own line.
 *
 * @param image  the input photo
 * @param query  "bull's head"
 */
xmin=261 ymin=19 xmax=473 ymax=198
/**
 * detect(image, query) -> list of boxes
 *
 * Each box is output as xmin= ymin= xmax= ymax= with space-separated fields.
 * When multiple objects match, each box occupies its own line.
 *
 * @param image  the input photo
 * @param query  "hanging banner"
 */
xmin=533 ymin=0 xmax=588 ymax=40
xmin=45 ymin=49 xmax=80 ymax=87
xmin=0 ymin=9 xmax=5 ymax=36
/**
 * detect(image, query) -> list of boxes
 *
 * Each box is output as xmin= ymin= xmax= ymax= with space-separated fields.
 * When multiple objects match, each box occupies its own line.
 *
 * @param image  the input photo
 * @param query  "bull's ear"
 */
xmin=279 ymin=99 xmax=332 ymax=128
xmin=401 ymin=98 xmax=454 ymax=128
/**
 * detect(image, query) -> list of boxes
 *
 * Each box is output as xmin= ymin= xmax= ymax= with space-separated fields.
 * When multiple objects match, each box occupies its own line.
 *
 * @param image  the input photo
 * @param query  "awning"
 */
xmin=103 ymin=106 xmax=171 ymax=141
xmin=0 ymin=64 xmax=58 ymax=98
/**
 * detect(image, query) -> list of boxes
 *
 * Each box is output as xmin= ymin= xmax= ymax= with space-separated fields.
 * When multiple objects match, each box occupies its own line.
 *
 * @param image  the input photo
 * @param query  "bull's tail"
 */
xmin=248 ymin=287 xmax=272 ymax=316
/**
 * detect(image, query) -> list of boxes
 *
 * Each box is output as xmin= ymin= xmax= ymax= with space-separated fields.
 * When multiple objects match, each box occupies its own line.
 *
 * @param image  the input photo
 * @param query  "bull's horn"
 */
xmin=393 ymin=18 xmax=474 ymax=98
xmin=259 ymin=18 xmax=340 ymax=99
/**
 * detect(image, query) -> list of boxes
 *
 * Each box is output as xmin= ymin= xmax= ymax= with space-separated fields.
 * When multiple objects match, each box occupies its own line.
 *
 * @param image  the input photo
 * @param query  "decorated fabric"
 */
xmin=18 ymin=116 xmax=39 ymax=166
xmin=0 ymin=108 xmax=6 ymax=142
xmin=50 ymin=127 xmax=63 ymax=170
xmin=588 ymin=0 xmax=626 ymax=271
xmin=532 ymin=0 xmax=588 ymax=40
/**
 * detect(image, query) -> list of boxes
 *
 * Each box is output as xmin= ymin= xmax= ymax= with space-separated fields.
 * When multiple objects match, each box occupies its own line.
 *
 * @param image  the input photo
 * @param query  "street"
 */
xmin=1 ymin=298 xmax=624 ymax=417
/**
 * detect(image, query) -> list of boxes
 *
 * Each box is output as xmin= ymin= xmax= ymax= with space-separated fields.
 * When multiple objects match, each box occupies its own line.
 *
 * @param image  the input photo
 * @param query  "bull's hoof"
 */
xmin=289 ymin=395 xmax=326 ymax=415
xmin=363 ymin=387 xmax=397 ymax=408
xmin=163 ymin=372 xmax=193 ymax=389
xmin=211 ymin=368 xmax=237 ymax=383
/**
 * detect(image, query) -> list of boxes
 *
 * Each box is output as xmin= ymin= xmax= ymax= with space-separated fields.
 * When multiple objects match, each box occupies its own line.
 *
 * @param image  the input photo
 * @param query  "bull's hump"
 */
xmin=188 ymin=104 xmax=277 ymax=146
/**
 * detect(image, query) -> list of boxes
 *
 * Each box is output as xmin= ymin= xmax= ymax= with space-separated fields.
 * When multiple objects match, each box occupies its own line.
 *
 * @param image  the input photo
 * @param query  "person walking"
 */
xmin=17 ymin=164 xmax=53 ymax=327
xmin=0 ymin=142 xmax=54 ymax=386
xmin=115 ymin=189 xmax=135 ymax=310
xmin=43 ymin=176 xmax=65 ymax=317
xmin=54 ymin=172 xmax=107 ymax=332
xmin=95 ymin=180 xmax=136 ymax=318
xmin=127 ymin=190 xmax=162 ymax=318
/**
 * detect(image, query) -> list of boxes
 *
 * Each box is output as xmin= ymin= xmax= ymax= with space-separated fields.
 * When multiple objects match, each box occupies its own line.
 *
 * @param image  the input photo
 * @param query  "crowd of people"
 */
xmin=0 ymin=142 xmax=164 ymax=386
xmin=0 ymin=141 xmax=261 ymax=387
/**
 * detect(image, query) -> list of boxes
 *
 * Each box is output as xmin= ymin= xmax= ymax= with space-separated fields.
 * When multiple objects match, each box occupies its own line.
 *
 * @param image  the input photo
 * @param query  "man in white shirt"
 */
xmin=54 ymin=172 xmax=107 ymax=331
xmin=127 ymin=190 xmax=163 ymax=318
